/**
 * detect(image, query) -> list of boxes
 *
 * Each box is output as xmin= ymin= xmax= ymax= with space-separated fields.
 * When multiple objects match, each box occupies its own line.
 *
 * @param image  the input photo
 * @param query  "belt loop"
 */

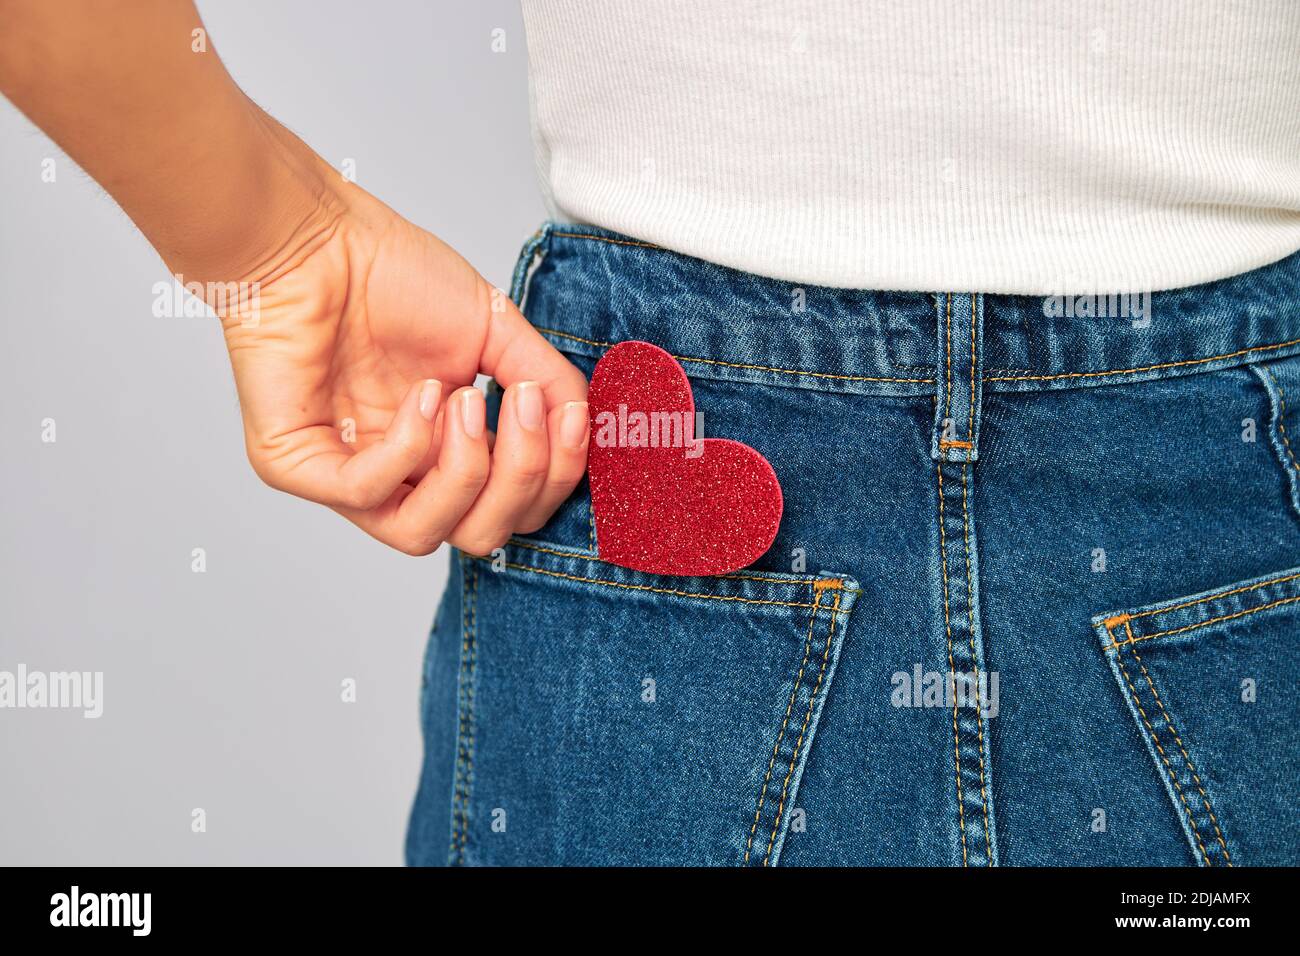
xmin=931 ymin=292 xmax=984 ymax=462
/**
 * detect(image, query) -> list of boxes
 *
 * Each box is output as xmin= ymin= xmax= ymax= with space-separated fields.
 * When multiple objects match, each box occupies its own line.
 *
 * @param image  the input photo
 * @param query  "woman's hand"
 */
xmin=0 ymin=0 xmax=589 ymax=556
xmin=221 ymin=128 xmax=588 ymax=555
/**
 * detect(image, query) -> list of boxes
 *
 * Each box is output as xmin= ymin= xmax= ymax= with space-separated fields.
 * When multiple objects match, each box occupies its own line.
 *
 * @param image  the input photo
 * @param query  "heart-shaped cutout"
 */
xmin=586 ymin=341 xmax=783 ymax=576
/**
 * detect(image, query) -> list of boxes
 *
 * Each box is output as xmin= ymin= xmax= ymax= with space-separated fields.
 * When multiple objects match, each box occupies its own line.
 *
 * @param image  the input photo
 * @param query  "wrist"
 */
xmin=157 ymin=97 xmax=345 ymax=287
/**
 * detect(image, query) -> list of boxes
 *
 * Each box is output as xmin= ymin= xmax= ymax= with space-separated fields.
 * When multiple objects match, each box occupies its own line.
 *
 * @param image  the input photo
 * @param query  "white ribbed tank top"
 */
xmin=521 ymin=0 xmax=1300 ymax=294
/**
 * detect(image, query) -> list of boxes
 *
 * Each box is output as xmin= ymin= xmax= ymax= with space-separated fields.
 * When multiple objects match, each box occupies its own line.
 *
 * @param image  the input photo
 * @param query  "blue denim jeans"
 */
xmin=407 ymin=223 xmax=1300 ymax=866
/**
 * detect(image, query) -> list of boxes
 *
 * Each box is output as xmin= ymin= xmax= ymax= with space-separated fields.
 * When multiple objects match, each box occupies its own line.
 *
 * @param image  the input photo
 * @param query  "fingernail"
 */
xmin=461 ymin=389 xmax=485 ymax=438
xmin=560 ymin=401 xmax=589 ymax=449
xmin=515 ymin=381 xmax=544 ymax=432
xmin=418 ymin=379 xmax=442 ymax=421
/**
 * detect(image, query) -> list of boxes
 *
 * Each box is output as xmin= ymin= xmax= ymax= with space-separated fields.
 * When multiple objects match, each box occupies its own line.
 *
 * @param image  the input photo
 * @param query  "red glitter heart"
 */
xmin=586 ymin=341 xmax=783 ymax=576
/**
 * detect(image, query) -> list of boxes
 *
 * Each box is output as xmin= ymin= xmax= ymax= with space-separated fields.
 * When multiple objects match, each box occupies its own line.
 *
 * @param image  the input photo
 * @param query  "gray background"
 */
xmin=0 ymin=0 xmax=542 ymax=864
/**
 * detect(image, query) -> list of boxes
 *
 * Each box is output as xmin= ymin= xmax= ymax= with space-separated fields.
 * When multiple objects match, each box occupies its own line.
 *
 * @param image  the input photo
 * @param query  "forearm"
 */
xmin=0 ymin=0 xmax=335 ymax=283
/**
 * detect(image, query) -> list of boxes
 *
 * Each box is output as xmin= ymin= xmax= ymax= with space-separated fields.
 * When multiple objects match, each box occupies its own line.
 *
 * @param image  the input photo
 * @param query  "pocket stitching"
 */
xmin=470 ymin=540 xmax=857 ymax=865
xmin=1104 ymin=584 xmax=1300 ymax=649
xmin=762 ymin=587 xmax=842 ymax=866
xmin=1108 ymin=624 xmax=1214 ymax=865
xmin=1123 ymin=567 xmax=1300 ymax=624
xmin=493 ymin=560 xmax=845 ymax=610
xmin=508 ymin=537 xmax=848 ymax=589
xmin=1261 ymin=366 xmax=1300 ymax=476
xmin=1119 ymin=622 xmax=1233 ymax=866
xmin=1095 ymin=566 xmax=1300 ymax=865
xmin=743 ymin=585 xmax=826 ymax=865
xmin=531 ymin=324 xmax=934 ymax=386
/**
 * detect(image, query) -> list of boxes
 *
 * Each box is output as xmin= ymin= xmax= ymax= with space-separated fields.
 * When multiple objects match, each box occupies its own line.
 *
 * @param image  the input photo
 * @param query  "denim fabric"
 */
xmin=407 ymin=223 xmax=1300 ymax=867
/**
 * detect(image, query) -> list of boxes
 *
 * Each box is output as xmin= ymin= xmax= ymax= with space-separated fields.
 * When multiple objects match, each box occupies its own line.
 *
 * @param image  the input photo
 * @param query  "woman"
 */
xmin=3 ymin=0 xmax=1296 ymax=866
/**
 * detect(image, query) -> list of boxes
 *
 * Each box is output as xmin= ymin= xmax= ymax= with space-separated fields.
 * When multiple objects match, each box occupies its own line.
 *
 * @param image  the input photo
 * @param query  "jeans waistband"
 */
xmin=512 ymin=221 xmax=1300 ymax=399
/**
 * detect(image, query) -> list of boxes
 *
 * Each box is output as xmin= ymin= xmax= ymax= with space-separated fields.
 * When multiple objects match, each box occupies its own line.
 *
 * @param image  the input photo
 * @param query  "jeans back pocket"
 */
xmin=436 ymin=540 xmax=859 ymax=866
xmin=1093 ymin=567 xmax=1300 ymax=866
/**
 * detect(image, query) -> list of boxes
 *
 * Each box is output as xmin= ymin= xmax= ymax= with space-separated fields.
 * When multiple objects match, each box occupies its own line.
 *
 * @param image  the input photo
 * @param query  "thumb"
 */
xmin=479 ymin=294 xmax=588 ymax=409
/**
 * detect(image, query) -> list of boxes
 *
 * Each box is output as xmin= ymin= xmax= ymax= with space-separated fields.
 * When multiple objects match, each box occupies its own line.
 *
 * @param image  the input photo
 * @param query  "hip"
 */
xmin=407 ymin=224 xmax=1300 ymax=866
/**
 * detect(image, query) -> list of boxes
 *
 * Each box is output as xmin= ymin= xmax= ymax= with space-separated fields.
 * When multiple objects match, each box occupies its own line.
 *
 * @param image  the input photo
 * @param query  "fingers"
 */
xmin=345 ymin=386 xmax=589 ymax=556
xmin=443 ymin=298 xmax=588 ymax=548
xmin=257 ymin=291 xmax=591 ymax=555
xmin=514 ymin=399 xmax=589 ymax=533
xmin=256 ymin=379 xmax=441 ymax=510
xmin=480 ymin=298 xmax=588 ymax=409
xmin=332 ymin=295 xmax=588 ymax=557
xmin=335 ymin=386 xmax=490 ymax=555
xmin=443 ymin=380 xmax=554 ymax=555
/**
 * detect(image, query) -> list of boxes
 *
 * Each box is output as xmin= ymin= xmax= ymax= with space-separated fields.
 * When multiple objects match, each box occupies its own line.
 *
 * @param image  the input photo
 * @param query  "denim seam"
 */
xmin=531 ymin=326 xmax=934 ymax=385
xmin=1105 ymin=593 xmax=1300 ymax=648
xmin=551 ymin=230 xmax=660 ymax=252
xmin=506 ymin=537 xmax=858 ymax=590
xmin=480 ymin=558 xmax=852 ymax=610
xmin=763 ymin=587 xmax=842 ymax=866
xmin=540 ymin=322 xmax=1300 ymax=388
xmin=1252 ymin=364 xmax=1300 ymax=525
xmin=449 ymin=556 xmax=480 ymax=865
xmin=743 ymin=587 xmax=824 ymax=865
xmin=1107 ymin=625 xmax=1213 ymax=866
xmin=456 ymin=561 xmax=480 ymax=862
xmin=936 ymin=462 xmax=969 ymax=866
xmin=1264 ymin=368 xmax=1300 ymax=472
xmin=539 ymin=230 xmax=1300 ymax=390
xmin=1102 ymin=563 xmax=1300 ymax=639
xmin=960 ymin=463 xmax=994 ymax=863
xmin=985 ymin=337 xmax=1300 ymax=383
xmin=1124 ymin=623 xmax=1233 ymax=865
xmin=447 ymin=557 xmax=469 ymax=863
xmin=1122 ymin=567 xmax=1300 ymax=622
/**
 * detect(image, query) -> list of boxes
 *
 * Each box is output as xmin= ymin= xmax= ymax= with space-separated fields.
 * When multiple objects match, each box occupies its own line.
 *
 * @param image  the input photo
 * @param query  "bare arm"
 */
xmin=0 ymin=0 xmax=589 ymax=555
xmin=0 ymin=0 xmax=329 ymax=282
